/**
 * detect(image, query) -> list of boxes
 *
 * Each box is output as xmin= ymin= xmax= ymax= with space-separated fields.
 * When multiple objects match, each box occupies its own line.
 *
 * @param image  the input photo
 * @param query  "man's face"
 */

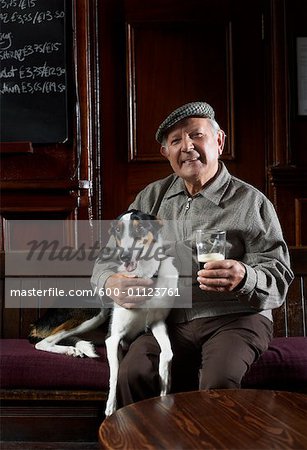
xmin=160 ymin=117 xmax=225 ymax=190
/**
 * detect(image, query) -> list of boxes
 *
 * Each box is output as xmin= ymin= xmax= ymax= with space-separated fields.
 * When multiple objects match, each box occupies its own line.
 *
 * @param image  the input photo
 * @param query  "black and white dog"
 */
xmin=29 ymin=210 xmax=178 ymax=416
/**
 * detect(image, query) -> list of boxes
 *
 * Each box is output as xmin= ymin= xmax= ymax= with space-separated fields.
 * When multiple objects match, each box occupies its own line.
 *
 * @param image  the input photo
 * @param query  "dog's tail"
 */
xmin=28 ymin=326 xmax=49 ymax=344
xmin=28 ymin=321 xmax=54 ymax=343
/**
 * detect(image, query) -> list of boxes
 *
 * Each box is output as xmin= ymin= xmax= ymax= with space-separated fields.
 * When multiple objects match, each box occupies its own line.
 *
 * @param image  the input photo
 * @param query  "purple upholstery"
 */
xmin=0 ymin=339 xmax=109 ymax=390
xmin=1 ymin=337 xmax=306 ymax=392
xmin=242 ymin=337 xmax=307 ymax=391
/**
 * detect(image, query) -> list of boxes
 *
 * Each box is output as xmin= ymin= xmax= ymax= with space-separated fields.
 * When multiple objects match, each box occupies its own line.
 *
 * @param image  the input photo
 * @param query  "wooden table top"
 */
xmin=99 ymin=389 xmax=307 ymax=450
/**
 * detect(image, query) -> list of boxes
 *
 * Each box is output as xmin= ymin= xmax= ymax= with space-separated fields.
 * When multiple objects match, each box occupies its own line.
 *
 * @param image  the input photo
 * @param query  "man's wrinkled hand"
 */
xmin=104 ymin=273 xmax=154 ymax=309
xmin=197 ymin=259 xmax=246 ymax=293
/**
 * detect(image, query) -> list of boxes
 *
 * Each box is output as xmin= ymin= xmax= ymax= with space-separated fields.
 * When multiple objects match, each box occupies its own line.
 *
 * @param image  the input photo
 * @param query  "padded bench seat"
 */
xmin=1 ymin=337 xmax=307 ymax=392
xmin=0 ymin=339 xmax=109 ymax=391
xmin=242 ymin=336 xmax=307 ymax=392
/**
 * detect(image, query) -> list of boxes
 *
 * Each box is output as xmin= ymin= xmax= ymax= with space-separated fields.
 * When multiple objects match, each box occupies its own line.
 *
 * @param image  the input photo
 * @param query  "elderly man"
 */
xmin=91 ymin=101 xmax=293 ymax=407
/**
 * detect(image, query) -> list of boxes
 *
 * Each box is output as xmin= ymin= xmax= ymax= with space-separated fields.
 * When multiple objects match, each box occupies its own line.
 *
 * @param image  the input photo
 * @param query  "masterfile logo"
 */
xmin=4 ymin=219 xmax=193 ymax=308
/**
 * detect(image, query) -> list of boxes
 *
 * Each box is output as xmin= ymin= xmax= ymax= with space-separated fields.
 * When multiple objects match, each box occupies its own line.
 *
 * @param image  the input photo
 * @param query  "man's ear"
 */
xmin=160 ymin=146 xmax=169 ymax=159
xmin=217 ymin=130 xmax=226 ymax=156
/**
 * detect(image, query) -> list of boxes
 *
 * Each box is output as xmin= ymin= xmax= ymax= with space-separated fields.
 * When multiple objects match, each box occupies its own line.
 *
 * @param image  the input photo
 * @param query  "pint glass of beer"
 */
xmin=195 ymin=230 xmax=226 ymax=270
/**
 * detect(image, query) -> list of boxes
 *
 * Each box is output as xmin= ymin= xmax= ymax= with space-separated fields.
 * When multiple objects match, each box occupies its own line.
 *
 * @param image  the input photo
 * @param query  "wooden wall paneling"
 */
xmin=0 ymin=143 xmax=33 ymax=154
xmin=0 ymin=0 xmax=100 ymax=220
xmin=265 ymin=0 xmax=307 ymax=249
xmin=19 ymin=308 xmax=40 ymax=339
xmin=126 ymin=20 xmax=235 ymax=162
xmin=272 ymin=302 xmax=287 ymax=337
xmin=283 ymin=277 xmax=305 ymax=337
xmin=273 ymin=247 xmax=307 ymax=337
xmin=1 ymin=402 xmax=105 ymax=444
xmin=295 ymin=198 xmax=307 ymax=246
xmin=1 ymin=210 xmax=79 ymax=338
xmin=98 ymin=0 xmax=131 ymax=218
xmin=72 ymin=0 xmax=100 ymax=221
xmin=268 ymin=166 xmax=307 ymax=246
xmin=99 ymin=0 xmax=266 ymax=218
xmin=1 ymin=308 xmax=21 ymax=339
xmin=286 ymin=0 xmax=307 ymax=168
xmin=287 ymin=246 xmax=307 ymax=337
xmin=2 ymin=216 xmax=77 ymax=338
xmin=265 ymin=0 xmax=290 ymax=167
xmin=0 ymin=190 xmax=79 ymax=217
xmin=0 ymin=249 xmax=3 ymax=337
xmin=0 ymin=1 xmax=100 ymax=338
xmin=2 ymin=217 xmax=77 ymax=251
xmin=88 ymin=1 xmax=102 ymax=221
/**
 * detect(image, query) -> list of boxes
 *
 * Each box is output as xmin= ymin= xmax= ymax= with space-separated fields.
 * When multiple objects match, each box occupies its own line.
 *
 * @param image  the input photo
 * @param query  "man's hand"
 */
xmin=104 ymin=273 xmax=154 ymax=309
xmin=197 ymin=259 xmax=246 ymax=293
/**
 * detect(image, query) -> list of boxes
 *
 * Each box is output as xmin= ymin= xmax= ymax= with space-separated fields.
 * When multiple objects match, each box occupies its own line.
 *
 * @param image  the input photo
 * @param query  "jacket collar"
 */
xmin=164 ymin=161 xmax=231 ymax=206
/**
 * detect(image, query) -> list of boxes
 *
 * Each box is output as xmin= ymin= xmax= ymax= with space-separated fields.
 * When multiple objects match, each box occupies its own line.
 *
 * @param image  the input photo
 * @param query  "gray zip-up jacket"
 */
xmin=91 ymin=162 xmax=293 ymax=323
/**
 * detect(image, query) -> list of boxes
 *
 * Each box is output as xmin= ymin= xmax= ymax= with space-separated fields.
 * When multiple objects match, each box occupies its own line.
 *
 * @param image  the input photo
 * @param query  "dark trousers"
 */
xmin=116 ymin=314 xmax=273 ymax=408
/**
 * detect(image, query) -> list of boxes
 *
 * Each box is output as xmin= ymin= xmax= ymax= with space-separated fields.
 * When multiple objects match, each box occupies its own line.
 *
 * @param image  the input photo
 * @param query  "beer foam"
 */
xmin=198 ymin=253 xmax=225 ymax=262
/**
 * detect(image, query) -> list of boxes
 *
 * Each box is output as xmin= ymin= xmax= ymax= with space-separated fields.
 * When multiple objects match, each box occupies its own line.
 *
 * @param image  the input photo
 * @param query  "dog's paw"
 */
xmin=75 ymin=340 xmax=99 ymax=358
xmin=105 ymin=400 xmax=117 ymax=417
xmin=159 ymin=372 xmax=171 ymax=397
xmin=66 ymin=346 xmax=84 ymax=357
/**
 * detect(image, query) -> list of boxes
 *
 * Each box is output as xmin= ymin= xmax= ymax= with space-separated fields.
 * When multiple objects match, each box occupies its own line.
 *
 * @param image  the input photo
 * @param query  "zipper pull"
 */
xmin=185 ymin=197 xmax=192 ymax=211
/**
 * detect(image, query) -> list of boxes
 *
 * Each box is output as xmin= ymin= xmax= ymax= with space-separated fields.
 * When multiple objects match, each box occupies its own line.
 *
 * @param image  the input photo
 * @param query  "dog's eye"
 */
xmin=135 ymin=225 xmax=146 ymax=236
xmin=114 ymin=226 xmax=121 ymax=235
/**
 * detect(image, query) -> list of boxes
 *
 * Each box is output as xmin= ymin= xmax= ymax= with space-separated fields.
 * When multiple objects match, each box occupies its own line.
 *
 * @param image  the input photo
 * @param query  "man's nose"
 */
xmin=182 ymin=134 xmax=194 ymax=152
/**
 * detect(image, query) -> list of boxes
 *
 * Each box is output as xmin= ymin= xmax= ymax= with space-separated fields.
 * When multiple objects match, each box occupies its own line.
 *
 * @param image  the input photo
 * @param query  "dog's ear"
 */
xmin=109 ymin=220 xmax=116 ymax=236
xmin=151 ymin=218 xmax=163 ymax=238
xmin=110 ymin=210 xmax=135 ymax=236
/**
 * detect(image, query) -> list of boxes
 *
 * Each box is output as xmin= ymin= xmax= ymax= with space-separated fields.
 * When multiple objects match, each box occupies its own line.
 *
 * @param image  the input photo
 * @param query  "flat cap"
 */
xmin=155 ymin=101 xmax=215 ymax=144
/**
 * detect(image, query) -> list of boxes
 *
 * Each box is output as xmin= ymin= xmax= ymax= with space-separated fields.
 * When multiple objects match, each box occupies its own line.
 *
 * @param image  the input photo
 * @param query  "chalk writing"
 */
xmin=0 ymin=42 xmax=62 ymax=61
xmin=0 ymin=9 xmax=64 ymax=24
xmin=0 ymin=0 xmax=68 ymax=143
xmin=0 ymin=0 xmax=37 ymax=9
xmin=0 ymin=81 xmax=66 ymax=94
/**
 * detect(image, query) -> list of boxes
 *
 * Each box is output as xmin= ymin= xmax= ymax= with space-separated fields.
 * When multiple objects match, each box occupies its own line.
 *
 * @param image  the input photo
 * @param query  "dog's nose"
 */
xmin=120 ymin=251 xmax=132 ymax=263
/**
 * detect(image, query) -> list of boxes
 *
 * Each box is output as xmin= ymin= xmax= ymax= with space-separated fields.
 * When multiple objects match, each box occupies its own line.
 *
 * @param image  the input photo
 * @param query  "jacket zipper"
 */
xmin=185 ymin=197 xmax=192 ymax=212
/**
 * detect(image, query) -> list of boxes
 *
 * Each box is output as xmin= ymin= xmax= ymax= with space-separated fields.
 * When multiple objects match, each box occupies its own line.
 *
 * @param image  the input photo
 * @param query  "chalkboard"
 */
xmin=0 ymin=0 xmax=68 ymax=143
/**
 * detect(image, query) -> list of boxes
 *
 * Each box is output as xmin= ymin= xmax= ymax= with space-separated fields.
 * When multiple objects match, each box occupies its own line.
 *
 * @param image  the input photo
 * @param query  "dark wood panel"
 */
xmin=124 ymin=0 xmax=232 ymax=22
xmin=286 ymin=0 xmax=307 ymax=167
xmin=295 ymin=199 xmax=307 ymax=246
xmin=2 ymin=442 xmax=99 ymax=450
xmin=1 ymin=404 xmax=104 ymax=442
xmin=0 ymin=143 xmax=33 ymax=154
xmin=99 ymin=0 xmax=266 ymax=219
xmin=0 ymin=1 xmax=100 ymax=342
xmin=1 ymin=193 xmax=78 ymax=215
xmin=126 ymin=21 xmax=235 ymax=162
xmin=273 ymin=246 xmax=307 ymax=337
xmin=0 ymin=0 xmax=101 ymax=220
xmin=273 ymin=281 xmax=306 ymax=337
xmin=268 ymin=166 xmax=307 ymax=245
xmin=1 ymin=390 xmax=107 ymax=401
xmin=126 ymin=162 xmax=173 ymax=206
xmin=0 ymin=146 xmax=77 ymax=181
xmin=265 ymin=0 xmax=290 ymax=166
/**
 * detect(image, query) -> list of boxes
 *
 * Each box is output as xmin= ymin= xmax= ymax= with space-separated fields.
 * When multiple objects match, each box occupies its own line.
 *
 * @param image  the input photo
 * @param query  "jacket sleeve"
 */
xmin=236 ymin=197 xmax=294 ymax=310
